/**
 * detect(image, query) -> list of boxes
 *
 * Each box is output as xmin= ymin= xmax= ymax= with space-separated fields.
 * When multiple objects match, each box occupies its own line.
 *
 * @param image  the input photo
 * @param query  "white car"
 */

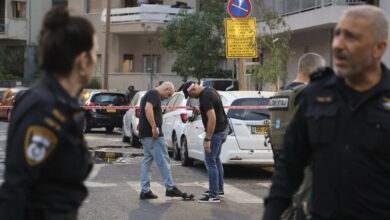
xmin=180 ymin=91 xmax=275 ymax=166
xmin=122 ymin=91 xmax=146 ymax=147
xmin=162 ymin=92 xmax=199 ymax=160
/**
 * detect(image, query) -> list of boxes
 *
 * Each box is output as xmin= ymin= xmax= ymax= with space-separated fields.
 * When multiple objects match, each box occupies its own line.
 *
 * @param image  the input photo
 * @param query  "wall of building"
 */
xmin=286 ymin=28 xmax=332 ymax=85
xmin=94 ymin=72 xmax=184 ymax=92
xmin=380 ymin=0 xmax=390 ymax=67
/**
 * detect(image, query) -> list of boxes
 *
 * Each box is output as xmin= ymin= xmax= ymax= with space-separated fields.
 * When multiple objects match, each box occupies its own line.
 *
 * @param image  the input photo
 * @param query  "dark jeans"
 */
xmin=204 ymin=127 xmax=229 ymax=196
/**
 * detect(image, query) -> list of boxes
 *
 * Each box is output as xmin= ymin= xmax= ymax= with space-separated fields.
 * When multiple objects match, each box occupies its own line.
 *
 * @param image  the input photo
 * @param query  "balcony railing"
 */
xmin=101 ymin=4 xmax=194 ymax=24
xmin=258 ymin=0 xmax=365 ymax=19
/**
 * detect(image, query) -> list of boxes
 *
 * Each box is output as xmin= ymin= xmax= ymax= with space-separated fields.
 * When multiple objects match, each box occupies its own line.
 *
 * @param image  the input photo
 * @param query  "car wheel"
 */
xmin=122 ymin=128 xmax=130 ymax=142
xmin=172 ymin=133 xmax=181 ymax=161
xmin=180 ymin=137 xmax=193 ymax=166
xmin=7 ymin=110 xmax=11 ymax=122
xmin=130 ymin=127 xmax=140 ymax=147
xmin=105 ymin=126 xmax=114 ymax=133
xmin=83 ymin=118 xmax=91 ymax=133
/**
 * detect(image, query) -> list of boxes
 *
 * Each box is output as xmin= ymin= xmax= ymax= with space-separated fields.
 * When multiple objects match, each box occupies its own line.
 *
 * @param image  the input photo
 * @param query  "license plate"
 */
xmin=106 ymin=109 xmax=116 ymax=113
xmin=251 ymin=126 xmax=269 ymax=134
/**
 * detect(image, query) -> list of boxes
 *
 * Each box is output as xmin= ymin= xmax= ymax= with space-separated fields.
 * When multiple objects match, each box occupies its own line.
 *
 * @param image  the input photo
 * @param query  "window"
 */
xmin=143 ymin=55 xmax=161 ymax=73
xmin=124 ymin=0 xmax=137 ymax=7
xmin=0 ymin=0 xmax=5 ymax=32
xmin=86 ymin=0 xmax=102 ymax=13
xmin=227 ymin=98 xmax=270 ymax=121
xmin=12 ymin=1 xmax=26 ymax=18
xmin=123 ymin=54 xmax=134 ymax=72
xmin=52 ymin=0 xmax=67 ymax=7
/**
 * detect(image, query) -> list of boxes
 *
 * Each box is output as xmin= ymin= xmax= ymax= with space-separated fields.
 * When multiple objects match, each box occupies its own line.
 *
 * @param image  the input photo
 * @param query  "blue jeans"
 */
xmin=204 ymin=127 xmax=229 ymax=196
xmin=140 ymin=137 xmax=175 ymax=192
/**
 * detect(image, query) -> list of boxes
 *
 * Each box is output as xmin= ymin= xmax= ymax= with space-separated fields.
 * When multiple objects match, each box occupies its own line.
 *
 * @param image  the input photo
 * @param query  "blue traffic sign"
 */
xmin=228 ymin=0 xmax=252 ymax=18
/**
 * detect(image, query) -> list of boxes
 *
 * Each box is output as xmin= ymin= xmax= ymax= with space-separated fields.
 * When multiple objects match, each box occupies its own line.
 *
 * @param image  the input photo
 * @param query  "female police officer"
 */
xmin=0 ymin=6 xmax=98 ymax=220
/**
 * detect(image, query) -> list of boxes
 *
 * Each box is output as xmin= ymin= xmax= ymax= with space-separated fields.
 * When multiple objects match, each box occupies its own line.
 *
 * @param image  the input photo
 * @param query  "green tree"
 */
xmin=254 ymin=12 xmax=291 ymax=90
xmin=160 ymin=0 xmax=227 ymax=82
xmin=0 ymin=44 xmax=25 ymax=77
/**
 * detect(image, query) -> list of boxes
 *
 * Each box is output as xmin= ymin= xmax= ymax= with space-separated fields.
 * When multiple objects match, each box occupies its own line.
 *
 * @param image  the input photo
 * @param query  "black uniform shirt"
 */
xmin=139 ymin=89 xmax=163 ymax=138
xmin=199 ymin=88 xmax=227 ymax=133
xmin=264 ymin=64 xmax=390 ymax=219
xmin=0 ymin=76 xmax=93 ymax=219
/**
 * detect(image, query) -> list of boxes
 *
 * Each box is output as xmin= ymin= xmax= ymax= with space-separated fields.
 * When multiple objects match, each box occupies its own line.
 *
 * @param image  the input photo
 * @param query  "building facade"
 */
xmin=0 ymin=0 xmax=67 ymax=78
xmin=257 ymin=0 xmax=389 ymax=87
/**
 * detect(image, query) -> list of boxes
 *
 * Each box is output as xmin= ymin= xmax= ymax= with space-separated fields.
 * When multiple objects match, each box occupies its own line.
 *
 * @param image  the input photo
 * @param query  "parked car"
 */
xmin=162 ymin=92 xmax=195 ymax=160
xmin=200 ymin=79 xmax=239 ymax=91
xmin=79 ymin=89 xmax=128 ymax=133
xmin=0 ymin=87 xmax=28 ymax=121
xmin=180 ymin=91 xmax=275 ymax=166
xmin=122 ymin=91 xmax=146 ymax=147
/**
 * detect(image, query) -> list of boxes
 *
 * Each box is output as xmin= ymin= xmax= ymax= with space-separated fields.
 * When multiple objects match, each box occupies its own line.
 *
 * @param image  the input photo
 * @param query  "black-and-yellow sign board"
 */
xmin=225 ymin=18 xmax=257 ymax=58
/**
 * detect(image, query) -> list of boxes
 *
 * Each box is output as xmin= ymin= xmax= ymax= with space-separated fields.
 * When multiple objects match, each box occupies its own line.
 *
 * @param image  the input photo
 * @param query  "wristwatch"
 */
xmin=205 ymin=138 xmax=211 ymax=142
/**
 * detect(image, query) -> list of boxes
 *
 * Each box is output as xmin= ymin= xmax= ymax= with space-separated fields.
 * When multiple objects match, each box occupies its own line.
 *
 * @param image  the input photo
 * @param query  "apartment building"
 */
xmin=258 ymin=0 xmax=390 ymax=86
xmin=0 ymin=0 xmax=67 ymax=78
xmin=67 ymin=0 xmax=199 ymax=91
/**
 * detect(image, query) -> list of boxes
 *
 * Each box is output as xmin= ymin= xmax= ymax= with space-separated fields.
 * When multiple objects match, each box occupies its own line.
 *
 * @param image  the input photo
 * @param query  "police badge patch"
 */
xmin=24 ymin=126 xmax=58 ymax=166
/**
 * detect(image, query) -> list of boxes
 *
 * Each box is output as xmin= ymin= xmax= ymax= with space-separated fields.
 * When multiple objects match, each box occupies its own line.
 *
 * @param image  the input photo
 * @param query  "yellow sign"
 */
xmin=225 ymin=18 xmax=257 ymax=58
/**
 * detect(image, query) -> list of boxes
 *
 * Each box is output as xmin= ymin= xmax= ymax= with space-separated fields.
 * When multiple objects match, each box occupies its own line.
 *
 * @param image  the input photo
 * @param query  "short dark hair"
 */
xmin=39 ymin=7 xmax=95 ymax=77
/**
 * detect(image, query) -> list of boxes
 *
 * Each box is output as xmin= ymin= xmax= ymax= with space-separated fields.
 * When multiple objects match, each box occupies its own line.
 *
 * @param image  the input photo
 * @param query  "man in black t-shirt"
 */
xmin=183 ymin=81 xmax=229 ymax=203
xmin=139 ymin=82 xmax=190 ymax=200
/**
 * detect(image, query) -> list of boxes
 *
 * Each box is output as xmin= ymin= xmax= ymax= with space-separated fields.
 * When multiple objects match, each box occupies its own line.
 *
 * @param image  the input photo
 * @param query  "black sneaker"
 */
xmin=140 ymin=190 xmax=158 ymax=200
xmin=166 ymin=186 xmax=183 ymax=197
xmin=202 ymin=190 xmax=224 ymax=198
xmin=197 ymin=195 xmax=220 ymax=203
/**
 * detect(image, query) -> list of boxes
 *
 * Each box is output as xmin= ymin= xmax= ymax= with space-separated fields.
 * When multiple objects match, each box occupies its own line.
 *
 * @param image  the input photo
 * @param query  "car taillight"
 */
xmin=180 ymin=113 xmax=188 ymax=123
xmin=137 ymin=124 xmax=139 ymax=131
xmin=135 ymin=109 xmax=140 ymax=118
xmin=88 ymin=102 xmax=96 ymax=112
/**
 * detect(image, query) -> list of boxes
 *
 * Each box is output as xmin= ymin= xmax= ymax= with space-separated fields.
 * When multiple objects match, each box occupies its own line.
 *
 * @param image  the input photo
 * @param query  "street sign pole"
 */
xmin=238 ymin=58 xmax=246 ymax=90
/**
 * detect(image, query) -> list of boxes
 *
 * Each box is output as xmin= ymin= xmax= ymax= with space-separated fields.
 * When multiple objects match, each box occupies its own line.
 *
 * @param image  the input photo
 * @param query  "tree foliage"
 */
xmin=254 ymin=12 xmax=291 ymax=87
xmin=0 ymin=44 xmax=24 ymax=77
xmin=160 ymin=0 xmax=227 ymax=81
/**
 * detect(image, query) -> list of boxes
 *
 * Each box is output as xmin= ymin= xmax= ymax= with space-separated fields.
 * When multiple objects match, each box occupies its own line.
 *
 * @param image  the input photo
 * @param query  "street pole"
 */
xmin=238 ymin=58 xmax=247 ymax=90
xmin=103 ymin=0 xmax=111 ymax=90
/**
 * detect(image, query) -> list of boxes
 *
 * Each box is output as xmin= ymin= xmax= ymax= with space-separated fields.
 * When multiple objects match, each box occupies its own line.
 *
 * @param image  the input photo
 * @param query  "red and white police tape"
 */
xmin=0 ymin=105 xmax=269 ymax=110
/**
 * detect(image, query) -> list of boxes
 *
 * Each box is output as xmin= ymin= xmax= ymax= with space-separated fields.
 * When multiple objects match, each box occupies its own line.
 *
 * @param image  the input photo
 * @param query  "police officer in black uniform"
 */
xmin=264 ymin=5 xmax=390 ymax=219
xmin=0 ymin=7 xmax=98 ymax=220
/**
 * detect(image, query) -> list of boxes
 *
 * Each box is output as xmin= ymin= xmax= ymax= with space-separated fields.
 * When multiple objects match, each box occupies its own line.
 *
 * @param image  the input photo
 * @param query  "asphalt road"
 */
xmin=0 ymin=122 xmax=274 ymax=220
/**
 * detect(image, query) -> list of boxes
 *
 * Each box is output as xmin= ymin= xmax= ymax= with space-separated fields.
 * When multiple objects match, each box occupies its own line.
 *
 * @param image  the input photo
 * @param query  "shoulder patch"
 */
xmin=52 ymin=109 xmax=66 ymax=123
xmin=24 ymin=126 xmax=58 ymax=166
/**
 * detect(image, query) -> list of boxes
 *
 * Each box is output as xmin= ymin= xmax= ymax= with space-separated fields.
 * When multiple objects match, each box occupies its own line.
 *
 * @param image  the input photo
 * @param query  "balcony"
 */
xmin=101 ymin=4 xmax=194 ymax=34
xmin=258 ymin=0 xmax=365 ymax=32
xmin=0 ymin=18 xmax=27 ymax=40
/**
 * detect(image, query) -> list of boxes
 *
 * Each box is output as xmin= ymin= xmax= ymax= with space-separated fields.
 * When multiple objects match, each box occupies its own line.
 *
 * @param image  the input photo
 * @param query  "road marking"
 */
xmin=87 ymin=164 xmax=106 ymax=180
xmin=85 ymin=181 xmax=117 ymax=187
xmin=127 ymin=181 xmax=184 ymax=203
xmin=127 ymin=181 xmax=264 ymax=204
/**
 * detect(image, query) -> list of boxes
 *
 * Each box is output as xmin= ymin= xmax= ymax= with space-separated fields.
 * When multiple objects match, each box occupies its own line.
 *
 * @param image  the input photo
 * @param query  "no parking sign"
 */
xmin=227 ymin=0 xmax=252 ymax=18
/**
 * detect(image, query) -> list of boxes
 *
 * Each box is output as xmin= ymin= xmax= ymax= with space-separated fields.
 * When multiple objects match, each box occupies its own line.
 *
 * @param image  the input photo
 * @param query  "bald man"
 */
xmin=139 ymin=82 xmax=191 ymax=200
xmin=283 ymin=52 xmax=326 ymax=90
xmin=264 ymin=5 xmax=390 ymax=219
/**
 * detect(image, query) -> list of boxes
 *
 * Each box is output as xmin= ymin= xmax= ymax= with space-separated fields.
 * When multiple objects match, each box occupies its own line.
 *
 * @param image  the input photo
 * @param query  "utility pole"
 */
xmin=103 ymin=0 xmax=111 ymax=90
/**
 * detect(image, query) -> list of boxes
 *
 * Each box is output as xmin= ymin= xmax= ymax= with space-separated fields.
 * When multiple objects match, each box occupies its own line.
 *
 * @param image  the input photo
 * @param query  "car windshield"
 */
xmin=227 ymin=98 xmax=270 ymax=121
xmin=92 ymin=93 xmax=127 ymax=105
